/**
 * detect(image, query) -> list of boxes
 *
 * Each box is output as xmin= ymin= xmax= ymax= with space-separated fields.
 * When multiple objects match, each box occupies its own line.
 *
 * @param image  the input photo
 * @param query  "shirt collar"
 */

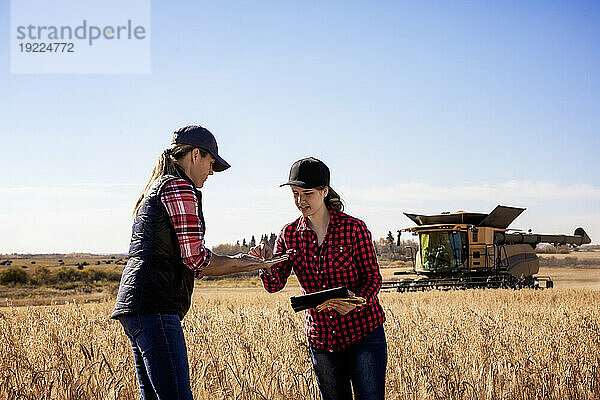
xmin=296 ymin=216 xmax=309 ymax=231
xmin=296 ymin=208 xmax=341 ymax=232
xmin=174 ymin=164 xmax=193 ymax=184
xmin=174 ymin=164 xmax=202 ymax=198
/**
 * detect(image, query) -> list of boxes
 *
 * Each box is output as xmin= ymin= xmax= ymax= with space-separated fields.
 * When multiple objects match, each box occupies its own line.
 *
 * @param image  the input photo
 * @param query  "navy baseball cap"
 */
xmin=172 ymin=125 xmax=231 ymax=172
xmin=280 ymin=157 xmax=330 ymax=188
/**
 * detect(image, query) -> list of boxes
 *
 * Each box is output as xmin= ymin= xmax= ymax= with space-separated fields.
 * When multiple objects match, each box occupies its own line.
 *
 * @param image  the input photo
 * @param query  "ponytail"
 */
xmin=319 ymin=186 xmax=344 ymax=212
xmin=133 ymin=144 xmax=203 ymax=216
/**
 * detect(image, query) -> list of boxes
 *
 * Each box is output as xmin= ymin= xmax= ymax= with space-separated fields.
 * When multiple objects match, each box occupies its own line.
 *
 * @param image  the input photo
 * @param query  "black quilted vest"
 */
xmin=111 ymin=167 xmax=204 ymax=320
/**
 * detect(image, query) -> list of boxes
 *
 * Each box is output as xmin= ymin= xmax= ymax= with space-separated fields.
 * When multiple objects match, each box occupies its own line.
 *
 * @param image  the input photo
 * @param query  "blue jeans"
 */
xmin=119 ymin=314 xmax=193 ymax=400
xmin=309 ymin=324 xmax=387 ymax=400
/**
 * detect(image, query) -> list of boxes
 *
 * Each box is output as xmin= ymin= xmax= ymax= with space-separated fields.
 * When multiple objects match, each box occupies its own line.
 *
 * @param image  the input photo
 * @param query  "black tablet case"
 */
xmin=290 ymin=286 xmax=350 ymax=312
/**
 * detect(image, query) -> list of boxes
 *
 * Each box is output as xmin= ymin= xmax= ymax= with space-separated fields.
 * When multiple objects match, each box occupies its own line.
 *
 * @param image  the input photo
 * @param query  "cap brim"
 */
xmin=199 ymin=147 xmax=230 ymax=172
xmin=212 ymin=153 xmax=230 ymax=172
xmin=279 ymin=180 xmax=312 ymax=188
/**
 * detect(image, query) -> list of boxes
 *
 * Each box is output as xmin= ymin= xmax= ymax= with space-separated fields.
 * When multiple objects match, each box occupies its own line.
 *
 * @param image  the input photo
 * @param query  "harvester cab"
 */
xmin=382 ymin=205 xmax=591 ymax=292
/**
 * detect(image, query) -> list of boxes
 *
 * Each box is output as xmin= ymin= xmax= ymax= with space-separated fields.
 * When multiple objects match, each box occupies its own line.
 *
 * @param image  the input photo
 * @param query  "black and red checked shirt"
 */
xmin=260 ymin=209 xmax=385 ymax=352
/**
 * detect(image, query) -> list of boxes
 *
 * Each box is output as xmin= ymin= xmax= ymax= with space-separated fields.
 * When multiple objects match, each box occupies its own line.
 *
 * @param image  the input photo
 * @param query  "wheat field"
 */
xmin=1 ymin=288 xmax=599 ymax=399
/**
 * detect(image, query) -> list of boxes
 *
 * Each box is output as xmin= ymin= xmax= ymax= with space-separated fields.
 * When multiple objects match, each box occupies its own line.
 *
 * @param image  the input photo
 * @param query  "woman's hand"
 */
xmin=249 ymin=243 xmax=274 ymax=275
xmin=317 ymin=299 xmax=360 ymax=315
xmin=198 ymin=253 xmax=266 ymax=277
xmin=232 ymin=253 xmax=267 ymax=273
xmin=249 ymin=242 xmax=273 ymax=260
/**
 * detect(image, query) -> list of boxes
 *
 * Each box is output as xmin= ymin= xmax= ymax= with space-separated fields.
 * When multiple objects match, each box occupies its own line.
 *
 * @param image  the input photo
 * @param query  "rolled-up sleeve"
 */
xmin=160 ymin=179 xmax=212 ymax=277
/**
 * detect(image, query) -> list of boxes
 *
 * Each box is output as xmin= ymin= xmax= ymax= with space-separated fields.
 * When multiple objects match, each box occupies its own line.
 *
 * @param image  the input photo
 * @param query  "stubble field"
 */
xmin=1 ymin=286 xmax=599 ymax=400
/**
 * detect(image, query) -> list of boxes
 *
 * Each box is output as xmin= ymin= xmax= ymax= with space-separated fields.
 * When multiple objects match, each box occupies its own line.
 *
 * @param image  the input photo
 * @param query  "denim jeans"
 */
xmin=309 ymin=324 xmax=387 ymax=400
xmin=119 ymin=314 xmax=193 ymax=400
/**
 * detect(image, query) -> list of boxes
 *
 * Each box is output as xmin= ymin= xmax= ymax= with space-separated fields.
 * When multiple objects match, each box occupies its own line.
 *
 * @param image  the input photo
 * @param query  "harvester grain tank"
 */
xmin=381 ymin=205 xmax=591 ymax=292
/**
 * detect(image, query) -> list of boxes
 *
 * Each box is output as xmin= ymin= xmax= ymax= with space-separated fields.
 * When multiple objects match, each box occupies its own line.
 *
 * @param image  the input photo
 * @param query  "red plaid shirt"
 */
xmin=260 ymin=209 xmax=385 ymax=351
xmin=160 ymin=178 xmax=211 ymax=276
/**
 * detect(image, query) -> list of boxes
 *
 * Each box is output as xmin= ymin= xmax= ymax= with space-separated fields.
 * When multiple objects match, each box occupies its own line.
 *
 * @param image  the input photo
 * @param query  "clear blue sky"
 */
xmin=1 ymin=1 xmax=598 ymax=253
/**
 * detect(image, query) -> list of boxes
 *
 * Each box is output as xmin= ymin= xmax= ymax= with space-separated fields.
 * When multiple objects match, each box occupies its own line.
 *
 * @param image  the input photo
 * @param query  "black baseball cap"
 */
xmin=172 ymin=125 xmax=231 ymax=172
xmin=280 ymin=157 xmax=330 ymax=188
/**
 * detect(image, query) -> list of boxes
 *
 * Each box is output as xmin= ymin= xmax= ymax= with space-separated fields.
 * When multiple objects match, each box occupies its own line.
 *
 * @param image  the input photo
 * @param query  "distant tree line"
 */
xmin=0 ymin=265 xmax=122 ymax=286
xmin=539 ymin=256 xmax=598 ymax=267
xmin=212 ymin=233 xmax=277 ymax=256
xmin=211 ymin=231 xmax=418 ymax=263
xmin=536 ymin=244 xmax=599 ymax=254
xmin=535 ymin=244 xmax=571 ymax=254
xmin=372 ymin=231 xmax=418 ymax=262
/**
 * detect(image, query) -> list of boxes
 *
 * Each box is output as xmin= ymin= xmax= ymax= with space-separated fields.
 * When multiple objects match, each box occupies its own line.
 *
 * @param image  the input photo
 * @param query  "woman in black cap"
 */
xmin=111 ymin=125 xmax=266 ymax=400
xmin=251 ymin=157 xmax=387 ymax=400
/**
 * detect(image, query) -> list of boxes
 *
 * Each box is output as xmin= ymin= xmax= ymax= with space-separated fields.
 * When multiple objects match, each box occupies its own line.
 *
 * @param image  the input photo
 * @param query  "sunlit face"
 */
xmin=291 ymin=185 xmax=328 ymax=218
xmin=189 ymin=149 xmax=215 ymax=188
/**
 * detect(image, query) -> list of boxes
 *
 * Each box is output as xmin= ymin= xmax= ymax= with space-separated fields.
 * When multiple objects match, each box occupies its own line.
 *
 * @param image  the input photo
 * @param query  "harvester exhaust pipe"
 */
xmin=495 ymin=228 xmax=591 ymax=246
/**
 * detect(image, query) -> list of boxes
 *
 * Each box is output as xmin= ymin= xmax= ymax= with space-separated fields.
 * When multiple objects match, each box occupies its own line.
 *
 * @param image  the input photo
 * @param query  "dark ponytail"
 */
xmin=316 ymin=186 xmax=344 ymax=212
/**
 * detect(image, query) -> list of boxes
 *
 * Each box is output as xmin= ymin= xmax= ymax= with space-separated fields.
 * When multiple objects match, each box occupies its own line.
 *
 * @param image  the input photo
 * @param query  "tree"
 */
xmin=212 ymin=243 xmax=246 ymax=256
xmin=249 ymin=235 xmax=256 ymax=248
xmin=386 ymin=231 xmax=395 ymax=245
xmin=268 ymin=233 xmax=277 ymax=249
xmin=372 ymin=235 xmax=418 ymax=262
xmin=386 ymin=231 xmax=396 ymax=255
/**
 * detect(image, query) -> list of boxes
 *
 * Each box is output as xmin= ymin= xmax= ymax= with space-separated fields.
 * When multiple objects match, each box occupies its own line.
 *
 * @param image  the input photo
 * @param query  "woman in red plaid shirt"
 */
xmin=251 ymin=157 xmax=387 ymax=400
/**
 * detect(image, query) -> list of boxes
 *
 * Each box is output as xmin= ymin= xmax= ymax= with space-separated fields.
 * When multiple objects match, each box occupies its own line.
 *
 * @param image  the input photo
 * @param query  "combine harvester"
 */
xmin=382 ymin=205 xmax=591 ymax=292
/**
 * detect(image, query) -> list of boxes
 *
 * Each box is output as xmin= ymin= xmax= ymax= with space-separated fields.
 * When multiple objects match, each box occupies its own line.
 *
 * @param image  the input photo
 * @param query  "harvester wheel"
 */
xmin=546 ymin=280 xmax=554 ymax=289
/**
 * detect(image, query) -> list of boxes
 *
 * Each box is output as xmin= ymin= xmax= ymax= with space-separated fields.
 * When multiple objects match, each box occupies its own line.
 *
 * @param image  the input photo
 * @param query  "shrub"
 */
xmin=54 ymin=283 xmax=79 ymax=290
xmin=29 ymin=266 xmax=50 ymax=285
xmin=83 ymin=268 xmax=121 ymax=283
xmin=56 ymin=267 xmax=81 ymax=283
xmin=0 ymin=267 xmax=28 ymax=285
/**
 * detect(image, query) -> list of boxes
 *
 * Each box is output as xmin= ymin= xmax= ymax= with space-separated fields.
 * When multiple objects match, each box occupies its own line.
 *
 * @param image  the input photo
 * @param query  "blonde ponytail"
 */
xmin=133 ymin=144 xmax=201 ymax=216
